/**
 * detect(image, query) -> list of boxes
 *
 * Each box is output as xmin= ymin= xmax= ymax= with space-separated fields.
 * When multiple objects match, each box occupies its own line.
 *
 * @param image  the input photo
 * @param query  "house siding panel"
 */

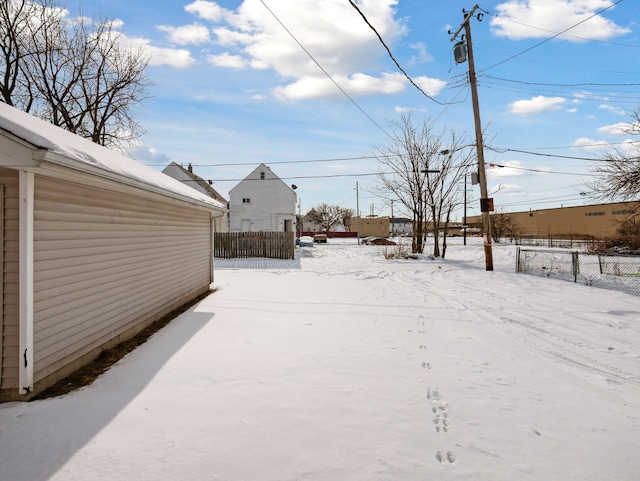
xmin=31 ymin=176 xmax=212 ymax=385
xmin=0 ymin=168 xmax=19 ymax=390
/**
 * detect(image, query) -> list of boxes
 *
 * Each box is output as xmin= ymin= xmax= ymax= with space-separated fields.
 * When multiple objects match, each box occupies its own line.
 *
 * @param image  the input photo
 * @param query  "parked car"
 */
xmin=298 ymin=236 xmax=314 ymax=247
xmin=367 ymin=237 xmax=396 ymax=246
xmin=313 ymin=233 xmax=328 ymax=243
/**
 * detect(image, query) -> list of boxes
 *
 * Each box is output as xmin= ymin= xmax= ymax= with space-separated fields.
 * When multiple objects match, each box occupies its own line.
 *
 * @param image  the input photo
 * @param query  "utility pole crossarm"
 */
xmin=449 ymin=4 xmax=480 ymax=42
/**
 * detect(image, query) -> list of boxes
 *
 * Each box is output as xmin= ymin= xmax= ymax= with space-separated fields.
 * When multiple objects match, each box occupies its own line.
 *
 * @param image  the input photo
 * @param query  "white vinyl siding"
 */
xmin=0 ymin=168 xmax=19 ymax=390
xmin=31 ymin=176 xmax=212 ymax=384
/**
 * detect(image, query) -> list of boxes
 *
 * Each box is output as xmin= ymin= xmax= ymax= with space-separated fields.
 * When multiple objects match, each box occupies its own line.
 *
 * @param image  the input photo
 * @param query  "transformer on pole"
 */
xmin=449 ymin=5 xmax=494 ymax=271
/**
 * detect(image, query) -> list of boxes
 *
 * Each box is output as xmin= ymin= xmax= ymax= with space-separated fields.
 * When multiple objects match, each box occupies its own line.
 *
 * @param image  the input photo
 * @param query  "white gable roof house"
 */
xmin=162 ymin=162 xmax=229 ymax=233
xmin=229 ymin=163 xmax=297 ymax=233
xmin=0 ymin=103 xmax=225 ymax=401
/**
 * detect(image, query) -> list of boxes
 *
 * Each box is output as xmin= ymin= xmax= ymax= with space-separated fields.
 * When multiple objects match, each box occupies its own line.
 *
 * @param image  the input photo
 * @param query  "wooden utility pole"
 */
xmin=450 ymin=5 xmax=493 ymax=270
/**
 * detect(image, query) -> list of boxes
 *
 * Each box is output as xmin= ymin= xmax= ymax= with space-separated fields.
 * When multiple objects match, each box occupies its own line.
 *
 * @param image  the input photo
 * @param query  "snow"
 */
xmin=1 ymin=238 xmax=639 ymax=481
xmin=0 ymin=103 xmax=224 ymax=209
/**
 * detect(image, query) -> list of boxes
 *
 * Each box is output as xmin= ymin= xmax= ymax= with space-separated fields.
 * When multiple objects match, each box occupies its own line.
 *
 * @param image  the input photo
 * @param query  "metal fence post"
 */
xmin=572 ymin=251 xmax=579 ymax=282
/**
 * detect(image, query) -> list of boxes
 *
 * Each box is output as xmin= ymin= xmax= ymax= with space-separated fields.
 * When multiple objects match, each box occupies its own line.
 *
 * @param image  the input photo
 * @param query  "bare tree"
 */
xmin=305 ymin=204 xmax=351 ymax=232
xmin=374 ymin=113 xmax=472 ymax=256
xmin=341 ymin=208 xmax=354 ymax=231
xmin=424 ymin=134 xmax=473 ymax=258
xmin=588 ymin=107 xmax=640 ymax=201
xmin=0 ymin=0 xmax=62 ymax=111
xmin=1 ymin=0 xmax=152 ymax=148
xmin=490 ymin=208 xmax=518 ymax=243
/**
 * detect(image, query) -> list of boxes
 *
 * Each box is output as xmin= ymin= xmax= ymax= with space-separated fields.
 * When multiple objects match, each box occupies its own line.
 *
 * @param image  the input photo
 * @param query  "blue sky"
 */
xmin=63 ymin=0 xmax=638 ymax=220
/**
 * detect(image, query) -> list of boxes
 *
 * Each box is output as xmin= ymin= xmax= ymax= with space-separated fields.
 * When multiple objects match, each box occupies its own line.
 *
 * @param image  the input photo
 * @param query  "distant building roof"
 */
xmin=163 ymin=162 xmax=227 ymax=205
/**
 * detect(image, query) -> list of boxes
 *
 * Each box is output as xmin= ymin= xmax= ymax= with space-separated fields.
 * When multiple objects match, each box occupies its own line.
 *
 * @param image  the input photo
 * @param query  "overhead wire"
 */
xmin=173 ymin=3 xmax=629 ymax=203
xmin=481 ymin=0 xmax=625 ymax=72
xmin=481 ymin=74 xmax=640 ymax=88
xmin=347 ymin=0 xmax=457 ymax=106
xmin=258 ymin=0 xmax=391 ymax=138
xmin=488 ymin=13 xmax=639 ymax=48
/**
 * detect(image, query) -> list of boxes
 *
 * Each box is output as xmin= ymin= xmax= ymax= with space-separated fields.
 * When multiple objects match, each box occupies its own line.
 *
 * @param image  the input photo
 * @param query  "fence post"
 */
xmin=571 ymin=251 xmax=579 ymax=282
xmin=515 ymin=247 xmax=520 ymax=273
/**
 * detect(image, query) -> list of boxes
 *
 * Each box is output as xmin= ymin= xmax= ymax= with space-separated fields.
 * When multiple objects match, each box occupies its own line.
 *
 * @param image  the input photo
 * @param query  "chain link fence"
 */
xmin=514 ymin=234 xmax=600 ymax=250
xmin=516 ymin=247 xmax=640 ymax=297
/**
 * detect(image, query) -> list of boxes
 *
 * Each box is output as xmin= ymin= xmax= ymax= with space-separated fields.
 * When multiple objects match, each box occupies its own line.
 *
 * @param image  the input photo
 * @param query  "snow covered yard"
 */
xmin=1 ymin=238 xmax=639 ymax=481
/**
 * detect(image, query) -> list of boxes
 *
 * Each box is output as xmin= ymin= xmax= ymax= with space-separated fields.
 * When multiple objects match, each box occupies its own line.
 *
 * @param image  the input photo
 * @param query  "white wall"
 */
xmin=229 ymin=165 xmax=297 ymax=232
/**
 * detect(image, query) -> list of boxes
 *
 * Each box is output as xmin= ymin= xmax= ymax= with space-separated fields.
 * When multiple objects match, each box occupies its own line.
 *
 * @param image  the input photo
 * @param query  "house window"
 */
xmin=612 ymin=209 xmax=635 ymax=215
xmin=242 ymin=197 xmax=251 ymax=204
xmin=585 ymin=211 xmax=605 ymax=216
xmin=260 ymin=171 xmax=265 ymax=180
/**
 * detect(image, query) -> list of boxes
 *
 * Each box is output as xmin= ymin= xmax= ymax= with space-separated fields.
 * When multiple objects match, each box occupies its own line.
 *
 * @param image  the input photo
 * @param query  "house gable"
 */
xmin=228 ymin=164 xmax=297 ymax=232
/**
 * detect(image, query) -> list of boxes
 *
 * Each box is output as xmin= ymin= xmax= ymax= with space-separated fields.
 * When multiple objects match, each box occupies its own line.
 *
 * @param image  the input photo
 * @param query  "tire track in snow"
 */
xmin=468 ymin=305 xmax=640 ymax=388
xmin=397 ymin=265 xmax=640 ymax=389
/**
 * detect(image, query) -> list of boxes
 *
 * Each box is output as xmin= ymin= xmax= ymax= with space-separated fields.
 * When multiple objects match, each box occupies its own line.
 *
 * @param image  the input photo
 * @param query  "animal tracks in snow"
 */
xmin=427 ymin=388 xmax=450 ymax=434
xmin=427 ymin=388 xmax=456 ymax=465
xmin=413 ymin=314 xmax=457 ymax=466
xmin=435 ymin=450 xmax=456 ymax=464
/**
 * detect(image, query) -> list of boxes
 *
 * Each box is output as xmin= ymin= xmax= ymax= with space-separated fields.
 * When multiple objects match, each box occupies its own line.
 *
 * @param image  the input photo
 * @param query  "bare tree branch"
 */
xmin=2 ymin=1 xmax=152 ymax=148
xmin=589 ymin=108 xmax=640 ymax=201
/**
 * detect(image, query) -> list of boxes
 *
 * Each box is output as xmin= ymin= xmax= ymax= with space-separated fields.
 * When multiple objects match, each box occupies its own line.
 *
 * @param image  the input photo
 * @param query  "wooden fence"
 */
xmin=214 ymin=232 xmax=295 ymax=259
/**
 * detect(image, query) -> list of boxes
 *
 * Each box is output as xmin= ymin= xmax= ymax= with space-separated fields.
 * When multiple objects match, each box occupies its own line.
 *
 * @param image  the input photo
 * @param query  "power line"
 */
xmin=488 ymin=147 xmax=608 ymax=162
xmin=491 ymin=13 xmax=638 ymax=47
xmin=146 ymin=154 xmax=401 ymax=168
xmin=347 ymin=0 xmax=458 ymax=106
xmin=487 ymin=163 xmax=593 ymax=176
xmin=210 ymin=171 xmax=384 ymax=182
xmin=480 ymin=82 xmax=640 ymax=104
xmin=145 ymin=141 xmax=626 ymax=170
xmin=482 ymin=0 xmax=625 ymax=72
xmin=482 ymin=74 xmax=640 ymax=88
xmin=258 ymin=0 xmax=390 ymax=138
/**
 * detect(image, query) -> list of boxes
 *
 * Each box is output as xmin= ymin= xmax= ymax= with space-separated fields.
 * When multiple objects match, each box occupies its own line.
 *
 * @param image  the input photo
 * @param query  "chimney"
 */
xmin=188 ymin=163 xmax=193 ymax=173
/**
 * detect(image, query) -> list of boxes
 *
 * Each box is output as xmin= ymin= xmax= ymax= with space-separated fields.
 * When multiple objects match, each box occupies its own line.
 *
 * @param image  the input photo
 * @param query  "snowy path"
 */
xmin=1 ymin=239 xmax=639 ymax=480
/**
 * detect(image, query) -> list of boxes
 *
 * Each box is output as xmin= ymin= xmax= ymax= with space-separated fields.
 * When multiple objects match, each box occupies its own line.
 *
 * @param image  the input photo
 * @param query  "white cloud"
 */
xmin=598 ymin=122 xmax=635 ymax=136
xmin=122 ymin=35 xmax=197 ymax=69
xmin=185 ymin=0 xmax=229 ymax=22
xmin=177 ymin=0 xmax=445 ymax=100
xmin=207 ymin=52 xmax=248 ymax=69
xmin=413 ymin=76 xmax=447 ymax=96
xmin=490 ymin=0 xmax=629 ymax=41
xmin=408 ymin=42 xmax=434 ymax=65
xmin=599 ymin=104 xmax=627 ymax=115
xmin=127 ymin=143 xmax=172 ymax=164
xmin=157 ymin=24 xmax=211 ymax=45
xmin=273 ymin=72 xmax=407 ymax=101
xmin=509 ymin=95 xmax=567 ymax=115
xmin=572 ymin=137 xmax=611 ymax=151
xmin=487 ymin=160 xmax=526 ymax=178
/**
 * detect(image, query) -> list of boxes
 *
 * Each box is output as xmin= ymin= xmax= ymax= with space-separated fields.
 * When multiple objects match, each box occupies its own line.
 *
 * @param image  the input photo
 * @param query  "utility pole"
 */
xmin=450 ymin=5 xmax=493 ymax=271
